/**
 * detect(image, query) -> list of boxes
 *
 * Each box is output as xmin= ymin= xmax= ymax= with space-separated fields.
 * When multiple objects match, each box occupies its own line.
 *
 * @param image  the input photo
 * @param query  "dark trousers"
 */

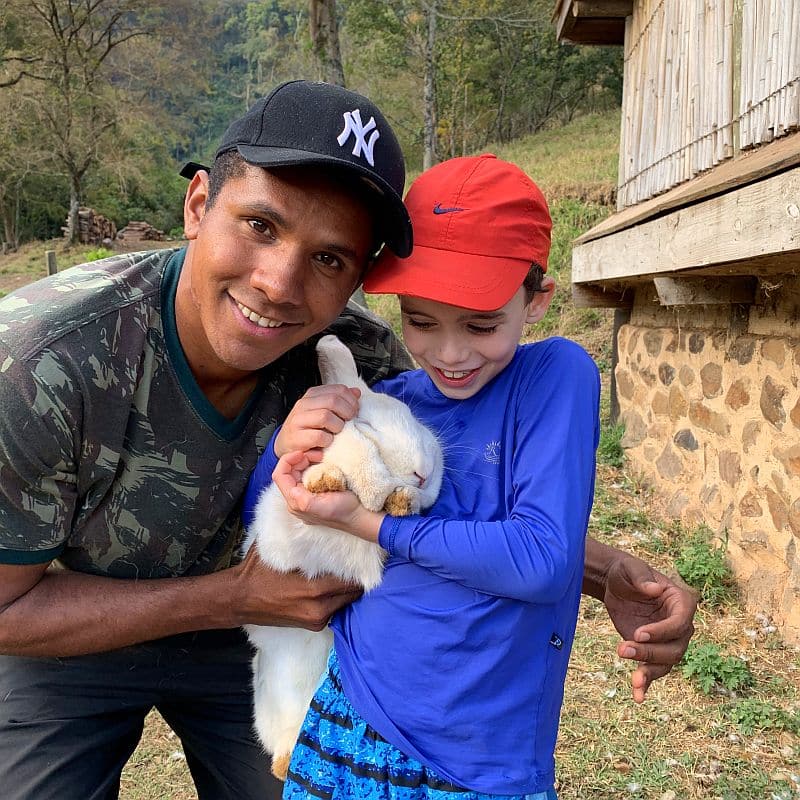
xmin=0 ymin=628 xmax=283 ymax=800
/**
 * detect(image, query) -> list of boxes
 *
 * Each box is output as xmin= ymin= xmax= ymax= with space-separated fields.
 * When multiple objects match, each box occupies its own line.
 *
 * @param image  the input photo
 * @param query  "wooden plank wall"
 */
xmin=618 ymin=0 xmax=800 ymax=210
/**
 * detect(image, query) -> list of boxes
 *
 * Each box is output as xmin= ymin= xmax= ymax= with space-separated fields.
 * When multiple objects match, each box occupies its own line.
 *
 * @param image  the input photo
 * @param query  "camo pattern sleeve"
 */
xmin=323 ymin=299 xmax=413 ymax=383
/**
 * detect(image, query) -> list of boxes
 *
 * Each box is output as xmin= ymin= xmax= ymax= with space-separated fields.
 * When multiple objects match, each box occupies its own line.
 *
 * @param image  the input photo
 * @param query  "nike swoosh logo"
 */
xmin=433 ymin=203 xmax=466 ymax=214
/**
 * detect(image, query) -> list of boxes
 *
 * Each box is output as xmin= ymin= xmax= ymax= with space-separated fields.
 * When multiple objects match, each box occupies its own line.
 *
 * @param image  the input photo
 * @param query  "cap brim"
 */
xmin=179 ymin=161 xmax=210 ymax=179
xmin=364 ymin=244 xmax=531 ymax=311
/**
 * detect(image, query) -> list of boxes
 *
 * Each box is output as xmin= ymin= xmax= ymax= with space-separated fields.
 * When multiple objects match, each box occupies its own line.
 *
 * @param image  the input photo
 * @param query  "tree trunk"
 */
xmin=422 ymin=0 xmax=438 ymax=170
xmin=308 ymin=0 xmax=346 ymax=86
xmin=66 ymin=176 xmax=81 ymax=245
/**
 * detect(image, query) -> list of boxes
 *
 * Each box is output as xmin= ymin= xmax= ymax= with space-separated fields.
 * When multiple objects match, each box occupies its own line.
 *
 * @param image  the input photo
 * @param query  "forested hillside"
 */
xmin=0 ymin=0 xmax=622 ymax=249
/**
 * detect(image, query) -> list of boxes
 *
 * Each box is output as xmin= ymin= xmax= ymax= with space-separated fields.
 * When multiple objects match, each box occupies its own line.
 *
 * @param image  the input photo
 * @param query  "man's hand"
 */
xmin=584 ymin=538 xmax=697 ymax=703
xmin=233 ymin=541 xmax=363 ymax=631
xmin=274 ymin=385 xmax=360 ymax=458
xmin=604 ymin=555 xmax=697 ymax=703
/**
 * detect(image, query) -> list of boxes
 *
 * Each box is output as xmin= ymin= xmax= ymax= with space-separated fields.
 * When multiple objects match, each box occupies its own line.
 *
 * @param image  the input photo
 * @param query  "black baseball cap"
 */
xmin=180 ymin=80 xmax=413 ymax=258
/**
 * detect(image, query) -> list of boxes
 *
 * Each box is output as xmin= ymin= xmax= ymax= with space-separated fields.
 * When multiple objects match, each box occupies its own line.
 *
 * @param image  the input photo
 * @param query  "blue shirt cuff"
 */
xmin=378 ymin=515 xmax=419 ymax=557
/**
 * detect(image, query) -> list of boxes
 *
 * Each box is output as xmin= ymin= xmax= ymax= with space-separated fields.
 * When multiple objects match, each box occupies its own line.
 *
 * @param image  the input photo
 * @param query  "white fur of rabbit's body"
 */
xmin=242 ymin=334 xmax=443 ymax=780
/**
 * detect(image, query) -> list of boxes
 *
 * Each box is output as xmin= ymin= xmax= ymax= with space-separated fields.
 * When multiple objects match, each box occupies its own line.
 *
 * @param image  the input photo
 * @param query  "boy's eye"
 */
xmin=468 ymin=324 xmax=498 ymax=335
xmin=405 ymin=317 xmax=434 ymax=330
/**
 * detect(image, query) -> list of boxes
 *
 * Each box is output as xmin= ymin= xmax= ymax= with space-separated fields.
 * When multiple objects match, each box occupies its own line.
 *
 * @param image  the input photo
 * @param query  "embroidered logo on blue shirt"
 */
xmin=483 ymin=440 xmax=501 ymax=464
xmin=549 ymin=633 xmax=564 ymax=650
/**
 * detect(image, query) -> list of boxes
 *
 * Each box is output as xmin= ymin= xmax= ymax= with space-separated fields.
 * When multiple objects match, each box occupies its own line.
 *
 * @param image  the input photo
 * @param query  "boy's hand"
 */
xmin=603 ymin=556 xmax=697 ymax=703
xmin=272 ymin=451 xmax=383 ymax=543
xmin=275 ymin=385 xmax=361 ymax=458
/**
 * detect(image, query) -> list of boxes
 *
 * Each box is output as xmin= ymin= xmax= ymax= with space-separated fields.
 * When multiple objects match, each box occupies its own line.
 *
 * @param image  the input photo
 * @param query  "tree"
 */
xmin=309 ymin=0 xmax=346 ymax=85
xmin=0 ymin=0 xmax=193 ymax=243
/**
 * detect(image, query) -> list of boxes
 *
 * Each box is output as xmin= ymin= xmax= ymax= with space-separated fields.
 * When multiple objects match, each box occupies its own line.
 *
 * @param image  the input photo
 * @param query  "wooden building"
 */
xmin=554 ymin=0 xmax=800 ymax=640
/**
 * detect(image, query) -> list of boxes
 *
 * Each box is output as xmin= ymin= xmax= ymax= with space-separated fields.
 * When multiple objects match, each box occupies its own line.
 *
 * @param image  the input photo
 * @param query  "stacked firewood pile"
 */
xmin=65 ymin=207 xmax=117 ymax=244
xmin=116 ymin=220 xmax=165 ymax=244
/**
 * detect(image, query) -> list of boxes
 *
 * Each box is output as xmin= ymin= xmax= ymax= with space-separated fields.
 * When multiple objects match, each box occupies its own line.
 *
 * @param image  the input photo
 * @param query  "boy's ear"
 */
xmin=525 ymin=276 xmax=556 ymax=325
xmin=183 ymin=170 xmax=210 ymax=240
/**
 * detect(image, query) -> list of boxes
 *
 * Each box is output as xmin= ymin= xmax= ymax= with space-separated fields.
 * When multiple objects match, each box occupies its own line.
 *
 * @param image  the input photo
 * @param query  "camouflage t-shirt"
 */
xmin=0 ymin=248 xmax=411 ymax=578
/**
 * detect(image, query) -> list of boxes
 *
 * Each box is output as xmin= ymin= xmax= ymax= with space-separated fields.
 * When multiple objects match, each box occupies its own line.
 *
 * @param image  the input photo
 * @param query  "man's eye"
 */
xmin=468 ymin=325 xmax=498 ymax=335
xmin=248 ymin=219 xmax=273 ymax=236
xmin=315 ymin=253 xmax=343 ymax=271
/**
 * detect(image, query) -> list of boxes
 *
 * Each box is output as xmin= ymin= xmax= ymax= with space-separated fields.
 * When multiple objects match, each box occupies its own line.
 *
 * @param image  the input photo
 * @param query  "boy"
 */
xmin=246 ymin=154 xmax=599 ymax=799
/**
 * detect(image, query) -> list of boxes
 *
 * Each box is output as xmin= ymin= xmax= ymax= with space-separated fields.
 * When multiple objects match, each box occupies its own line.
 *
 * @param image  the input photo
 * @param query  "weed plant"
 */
xmin=674 ymin=525 xmax=736 ymax=608
xmin=681 ymin=641 xmax=754 ymax=694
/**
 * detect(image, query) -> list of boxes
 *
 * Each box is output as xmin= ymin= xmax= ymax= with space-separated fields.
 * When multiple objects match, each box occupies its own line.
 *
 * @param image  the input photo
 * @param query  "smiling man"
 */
xmin=0 ymin=80 xmax=695 ymax=800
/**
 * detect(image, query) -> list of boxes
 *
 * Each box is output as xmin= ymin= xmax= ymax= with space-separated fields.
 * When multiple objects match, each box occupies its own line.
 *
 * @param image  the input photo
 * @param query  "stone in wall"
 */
xmin=674 ymin=429 xmax=699 ymax=451
xmin=656 ymin=443 xmax=682 ymax=479
xmin=726 ymin=379 xmax=750 ymax=410
xmin=689 ymin=400 xmax=730 ymax=436
xmin=700 ymin=363 xmax=723 ymax=398
xmin=762 ymin=339 xmax=786 ymax=367
xmin=658 ymin=363 xmax=676 ymax=385
xmin=719 ymin=451 xmax=741 ymax=486
xmin=760 ymin=376 xmax=786 ymax=429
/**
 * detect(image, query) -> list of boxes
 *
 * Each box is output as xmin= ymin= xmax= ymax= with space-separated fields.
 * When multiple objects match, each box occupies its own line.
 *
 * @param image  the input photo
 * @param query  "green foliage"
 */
xmin=674 ymin=526 xmax=736 ymax=607
xmin=597 ymin=422 xmax=625 ymax=468
xmin=84 ymin=247 xmax=115 ymax=262
xmin=681 ymin=641 xmax=754 ymax=695
xmin=725 ymin=697 xmax=800 ymax=735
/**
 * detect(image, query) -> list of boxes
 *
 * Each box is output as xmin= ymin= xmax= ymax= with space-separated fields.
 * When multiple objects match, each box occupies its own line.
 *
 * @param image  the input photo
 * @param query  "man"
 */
xmin=0 ymin=80 xmax=695 ymax=800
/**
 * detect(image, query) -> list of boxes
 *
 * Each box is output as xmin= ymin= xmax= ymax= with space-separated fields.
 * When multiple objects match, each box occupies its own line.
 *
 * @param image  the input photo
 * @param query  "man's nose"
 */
xmin=250 ymin=247 xmax=304 ymax=306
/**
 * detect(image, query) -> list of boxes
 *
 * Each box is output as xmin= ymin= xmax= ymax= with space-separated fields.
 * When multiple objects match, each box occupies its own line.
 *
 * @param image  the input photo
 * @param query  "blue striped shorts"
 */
xmin=282 ymin=649 xmax=558 ymax=800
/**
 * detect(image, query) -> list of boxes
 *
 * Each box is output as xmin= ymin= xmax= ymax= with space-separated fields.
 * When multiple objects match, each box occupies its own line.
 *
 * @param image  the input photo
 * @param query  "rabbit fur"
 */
xmin=242 ymin=334 xmax=443 ymax=780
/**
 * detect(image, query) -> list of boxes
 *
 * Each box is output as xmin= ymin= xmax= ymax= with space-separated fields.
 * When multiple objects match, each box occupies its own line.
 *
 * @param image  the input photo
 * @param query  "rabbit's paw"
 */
xmin=383 ymin=487 xmax=420 ymax=516
xmin=271 ymin=751 xmax=291 ymax=781
xmin=304 ymin=464 xmax=347 ymax=494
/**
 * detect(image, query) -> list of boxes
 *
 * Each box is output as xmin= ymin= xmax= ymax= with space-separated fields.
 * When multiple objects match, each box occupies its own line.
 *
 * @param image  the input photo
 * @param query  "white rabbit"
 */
xmin=242 ymin=334 xmax=443 ymax=780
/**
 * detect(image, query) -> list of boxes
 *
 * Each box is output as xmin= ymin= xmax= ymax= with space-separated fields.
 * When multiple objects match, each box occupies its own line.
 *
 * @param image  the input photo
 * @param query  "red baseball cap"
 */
xmin=363 ymin=154 xmax=551 ymax=311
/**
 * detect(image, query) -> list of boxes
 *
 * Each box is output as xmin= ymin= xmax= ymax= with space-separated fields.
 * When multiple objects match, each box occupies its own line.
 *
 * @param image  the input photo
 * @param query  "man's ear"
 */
xmin=525 ymin=275 xmax=556 ymax=325
xmin=183 ymin=170 xmax=210 ymax=240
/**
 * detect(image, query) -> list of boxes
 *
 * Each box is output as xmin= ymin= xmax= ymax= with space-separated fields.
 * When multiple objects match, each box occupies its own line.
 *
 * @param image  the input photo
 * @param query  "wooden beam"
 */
xmin=576 ymin=131 xmax=800 ymax=245
xmin=571 ymin=166 xmax=800 ymax=283
xmin=554 ymin=0 xmax=628 ymax=45
xmin=572 ymin=283 xmax=634 ymax=308
xmin=573 ymin=1 xmax=633 ymax=18
xmin=653 ymin=276 xmax=757 ymax=306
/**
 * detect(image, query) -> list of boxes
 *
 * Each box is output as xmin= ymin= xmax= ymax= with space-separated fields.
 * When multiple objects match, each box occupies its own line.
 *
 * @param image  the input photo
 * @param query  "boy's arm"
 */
xmin=583 ymin=537 xmax=697 ymax=702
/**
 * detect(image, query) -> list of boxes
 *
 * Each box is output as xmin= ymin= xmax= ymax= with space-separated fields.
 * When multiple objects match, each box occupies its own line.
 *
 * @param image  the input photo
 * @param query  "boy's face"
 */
xmin=400 ymin=279 xmax=555 ymax=399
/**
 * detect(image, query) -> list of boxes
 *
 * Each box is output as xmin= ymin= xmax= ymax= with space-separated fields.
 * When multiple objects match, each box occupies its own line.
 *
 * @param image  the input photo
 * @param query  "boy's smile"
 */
xmin=400 ymin=286 xmax=550 ymax=400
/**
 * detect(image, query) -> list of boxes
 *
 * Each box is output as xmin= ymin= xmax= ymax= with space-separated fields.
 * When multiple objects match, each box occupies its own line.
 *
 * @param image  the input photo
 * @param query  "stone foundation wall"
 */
xmin=616 ymin=278 xmax=800 ymax=642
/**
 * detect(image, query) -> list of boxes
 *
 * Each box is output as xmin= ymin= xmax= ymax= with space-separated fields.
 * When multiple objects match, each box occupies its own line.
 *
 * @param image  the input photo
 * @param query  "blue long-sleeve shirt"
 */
xmin=243 ymin=338 xmax=600 ymax=793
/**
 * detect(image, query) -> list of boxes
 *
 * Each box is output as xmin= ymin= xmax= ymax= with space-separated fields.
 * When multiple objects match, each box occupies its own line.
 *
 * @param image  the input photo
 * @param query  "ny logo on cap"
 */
xmin=337 ymin=109 xmax=380 ymax=166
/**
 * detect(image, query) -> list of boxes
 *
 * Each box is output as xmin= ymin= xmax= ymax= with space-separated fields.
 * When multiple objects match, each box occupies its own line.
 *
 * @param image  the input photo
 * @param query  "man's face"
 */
xmin=178 ymin=163 xmax=374 ymax=384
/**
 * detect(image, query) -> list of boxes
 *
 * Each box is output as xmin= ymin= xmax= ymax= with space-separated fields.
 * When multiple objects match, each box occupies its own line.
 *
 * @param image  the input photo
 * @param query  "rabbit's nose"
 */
xmin=414 ymin=472 xmax=426 ymax=488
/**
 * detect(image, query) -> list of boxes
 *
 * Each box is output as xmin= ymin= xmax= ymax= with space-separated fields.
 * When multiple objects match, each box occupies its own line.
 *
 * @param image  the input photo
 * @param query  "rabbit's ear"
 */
xmin=316 ymin=335 xmax=362 ymax=386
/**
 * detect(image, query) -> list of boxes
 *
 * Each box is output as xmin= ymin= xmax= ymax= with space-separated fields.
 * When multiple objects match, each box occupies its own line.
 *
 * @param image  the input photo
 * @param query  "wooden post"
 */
xmin=609 ymin=308 xmax=631 ymax=425
xmin=46 ymin=250 xmax=58 ymax=276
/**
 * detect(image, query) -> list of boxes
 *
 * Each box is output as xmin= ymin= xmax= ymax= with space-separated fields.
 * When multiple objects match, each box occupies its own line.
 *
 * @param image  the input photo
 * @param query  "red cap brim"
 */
xmin=364 ymin=244 xmax=531 ymax=311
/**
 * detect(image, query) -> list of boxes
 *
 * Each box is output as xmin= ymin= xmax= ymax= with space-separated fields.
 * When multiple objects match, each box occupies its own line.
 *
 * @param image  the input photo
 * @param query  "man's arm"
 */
xmin=0 ymin=551 xmax=361 ymax=658
xmin=583 ymin=537 xmax=698 ymax=703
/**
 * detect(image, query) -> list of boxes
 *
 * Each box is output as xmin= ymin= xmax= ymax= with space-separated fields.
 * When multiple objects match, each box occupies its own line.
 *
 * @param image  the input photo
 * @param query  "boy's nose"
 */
xmin=437 ymin=336 xmax=469 ymax=364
